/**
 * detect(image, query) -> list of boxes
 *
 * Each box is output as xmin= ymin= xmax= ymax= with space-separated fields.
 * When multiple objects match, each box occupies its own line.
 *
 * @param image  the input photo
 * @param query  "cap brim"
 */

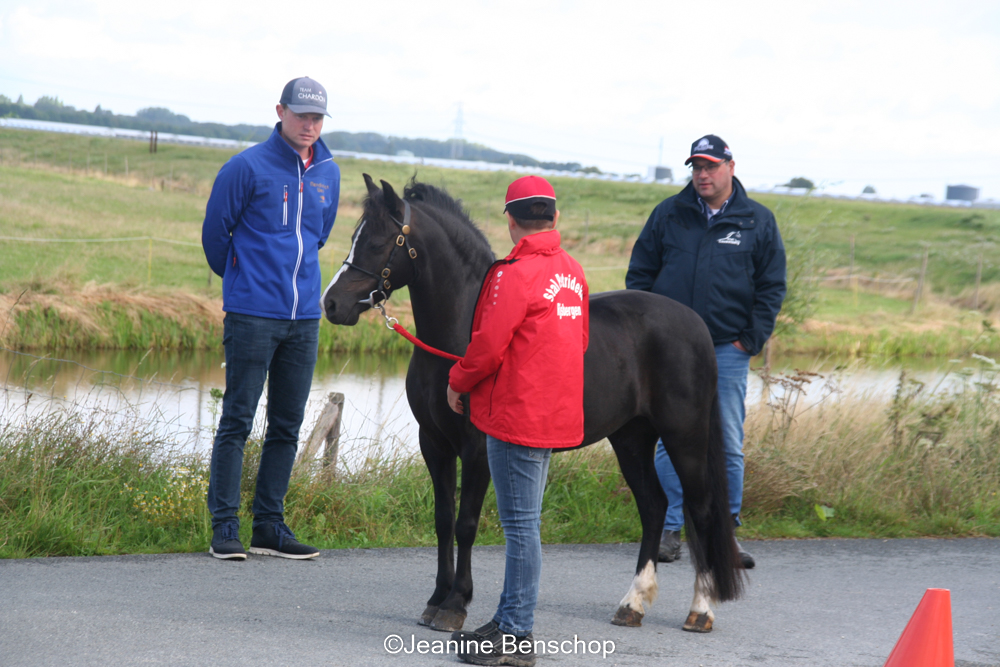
xmin=684 ymin=154 xmax=724 ymax=165
xmin=504 ymin=194 xmax=556 ymax=206
xmin=286 ymin=103 xmax=331 ymax=117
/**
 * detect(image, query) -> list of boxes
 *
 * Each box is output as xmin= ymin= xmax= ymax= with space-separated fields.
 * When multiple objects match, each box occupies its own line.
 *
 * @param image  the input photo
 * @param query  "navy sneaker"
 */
xmin=249 ymin=522 xmax=319 ymax=560
xmin=209 ymin=522 xmax=247 ymax=560
xmin=452 ymin=620 xmax=536 ymax=667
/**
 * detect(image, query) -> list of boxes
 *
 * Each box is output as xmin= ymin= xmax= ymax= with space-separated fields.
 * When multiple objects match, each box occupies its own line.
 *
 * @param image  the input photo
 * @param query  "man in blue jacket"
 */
xmin=626 ymin=135 xmax=785 ymax=569
xmin=202 ymin=77 xmax=340 ymax=560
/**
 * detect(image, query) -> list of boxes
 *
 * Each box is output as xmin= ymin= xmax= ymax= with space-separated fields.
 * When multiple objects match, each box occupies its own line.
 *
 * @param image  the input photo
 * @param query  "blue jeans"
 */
xmin=487 ymin=435 xmax=552 ymax=637
xmin=206 ymin=313 xmax=319 ymax=530
xmin=656 ymin=343 xmax=750 ymax=531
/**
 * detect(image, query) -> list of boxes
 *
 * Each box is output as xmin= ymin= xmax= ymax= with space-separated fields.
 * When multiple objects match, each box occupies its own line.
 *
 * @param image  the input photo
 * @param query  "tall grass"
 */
xmin=0 ymin=409 xmax=210 ymax=557
xmin=3 ymin=355 xmax=998 ymax=559
xmin=742 ymin=355 xmax=1000 ymax=538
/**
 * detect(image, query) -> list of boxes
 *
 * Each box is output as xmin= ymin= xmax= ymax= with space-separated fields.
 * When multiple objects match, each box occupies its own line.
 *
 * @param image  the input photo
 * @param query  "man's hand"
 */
xmin=447 ymin=386 xmax=464 ymax=415
xmin=732 ymin=340 xmax=747 ymax=353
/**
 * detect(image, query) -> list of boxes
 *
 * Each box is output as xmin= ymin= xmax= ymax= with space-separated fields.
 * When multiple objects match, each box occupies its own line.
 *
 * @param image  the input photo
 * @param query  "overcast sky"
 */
xmin=1 ymin=0 xmax=997 ymax=200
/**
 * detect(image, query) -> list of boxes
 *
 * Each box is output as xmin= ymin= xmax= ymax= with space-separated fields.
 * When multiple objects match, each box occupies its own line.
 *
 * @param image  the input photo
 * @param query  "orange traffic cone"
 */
xmin=883 ymin=588 xmax=954 ymax=667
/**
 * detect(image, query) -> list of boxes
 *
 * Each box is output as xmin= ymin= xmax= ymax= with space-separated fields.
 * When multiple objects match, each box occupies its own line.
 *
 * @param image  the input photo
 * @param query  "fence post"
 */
xmin=207 ymin=267 xmax=213 ymax=287
xmin=910 ymin=246 xmax=929 ymax=315
xmin=147 ymin=238 xmax=153 ymax=284
xmin=297 ymin=393 xmax=345 ymax=470
xmin=848 ymin=235 xmax=855 ymax=286
xmin=974 ymin=253 xmax=983 ymax=310
xmin=585 ymin=210 xmax=590 ymax=246
xmin=125 ymin=156 xmax=129 ymax=177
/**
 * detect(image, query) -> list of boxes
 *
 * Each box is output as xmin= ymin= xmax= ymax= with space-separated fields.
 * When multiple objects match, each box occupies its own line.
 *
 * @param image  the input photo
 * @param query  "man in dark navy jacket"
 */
xmin=201 ymin=77 xmax=340 ymax=560
xmin=626 ymin=135 xmax=785 ymax=569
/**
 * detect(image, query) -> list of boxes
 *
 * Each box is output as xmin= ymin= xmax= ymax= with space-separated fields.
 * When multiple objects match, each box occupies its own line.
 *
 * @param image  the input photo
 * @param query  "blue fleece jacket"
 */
xmin=202 ymin=123 xmax=340 ymax=320
xmin=626 ymin=178 xmax=786 ymax=356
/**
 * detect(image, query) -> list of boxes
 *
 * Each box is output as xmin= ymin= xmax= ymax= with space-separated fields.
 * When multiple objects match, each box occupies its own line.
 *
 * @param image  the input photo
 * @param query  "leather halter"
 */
xmin=340 ymin=199 xmax=418 ymax=307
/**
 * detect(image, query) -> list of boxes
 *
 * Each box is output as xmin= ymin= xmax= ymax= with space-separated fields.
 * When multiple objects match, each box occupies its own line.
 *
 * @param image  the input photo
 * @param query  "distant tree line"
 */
xmin=0 ymin=95 xmax=273 ymax=142
xmin=0 ymin=94 xmax=594 ymax=172
xmin=322 ymin=131 xmax=589 ymax=171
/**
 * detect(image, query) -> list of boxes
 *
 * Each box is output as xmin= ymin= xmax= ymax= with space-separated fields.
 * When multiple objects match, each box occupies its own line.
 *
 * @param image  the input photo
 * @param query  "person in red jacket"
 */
xmin=447 ymin=176 xmax=589 ymax=667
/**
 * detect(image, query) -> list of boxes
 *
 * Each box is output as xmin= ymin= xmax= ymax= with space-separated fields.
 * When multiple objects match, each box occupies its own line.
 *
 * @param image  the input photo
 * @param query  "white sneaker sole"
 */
xmin=209 ymin=547 xmax=247 ymax=560
xmin=248 ymin=547 xmax=318 ymax=560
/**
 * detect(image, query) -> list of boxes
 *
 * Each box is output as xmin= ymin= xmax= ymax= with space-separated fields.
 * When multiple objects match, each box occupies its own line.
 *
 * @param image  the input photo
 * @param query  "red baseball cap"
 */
xmin=504 ymin=176 xmax=556 ymax=221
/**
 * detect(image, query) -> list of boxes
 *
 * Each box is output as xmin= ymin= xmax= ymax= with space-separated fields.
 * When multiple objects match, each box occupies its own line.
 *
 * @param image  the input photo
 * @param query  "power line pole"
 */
xmin=451 ymin=103 xmax=464 ymax=159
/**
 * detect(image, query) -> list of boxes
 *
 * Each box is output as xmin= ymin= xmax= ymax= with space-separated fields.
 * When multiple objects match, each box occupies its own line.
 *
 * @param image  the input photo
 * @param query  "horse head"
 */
xmin=322 ymin=174 xmax=420 ymax=325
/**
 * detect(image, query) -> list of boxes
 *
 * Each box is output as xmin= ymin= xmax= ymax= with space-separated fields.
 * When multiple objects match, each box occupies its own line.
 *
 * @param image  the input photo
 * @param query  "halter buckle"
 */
xmin=396 ymin=235 xmax=405 ymax=246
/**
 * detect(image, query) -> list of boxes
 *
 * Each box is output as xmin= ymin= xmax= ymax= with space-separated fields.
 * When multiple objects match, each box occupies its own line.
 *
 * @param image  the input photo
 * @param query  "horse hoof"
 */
xmin=429 ymin=608 xmax=467 ymax=632
xmin=418 ymin=605 xmax=439 ymax=626
xmin=682 ymin=612 xmax=713 ymax=633
xmin=611 ymin=606 xmax=643 ymax=627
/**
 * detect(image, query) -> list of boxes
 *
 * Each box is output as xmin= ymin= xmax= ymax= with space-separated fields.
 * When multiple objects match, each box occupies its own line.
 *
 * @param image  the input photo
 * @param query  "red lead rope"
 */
xmin=392 ymin=323 xmax=463 ymax=361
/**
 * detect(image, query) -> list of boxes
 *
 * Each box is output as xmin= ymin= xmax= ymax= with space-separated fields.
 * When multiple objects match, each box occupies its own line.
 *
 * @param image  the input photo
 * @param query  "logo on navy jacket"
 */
xmin=718 ymin=231 xmax=742 ymax=246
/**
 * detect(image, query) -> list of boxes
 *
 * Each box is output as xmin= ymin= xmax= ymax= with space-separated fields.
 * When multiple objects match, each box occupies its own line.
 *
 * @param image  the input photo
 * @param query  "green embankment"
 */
xmin=1 ymin=127 xmax=999 ymax=355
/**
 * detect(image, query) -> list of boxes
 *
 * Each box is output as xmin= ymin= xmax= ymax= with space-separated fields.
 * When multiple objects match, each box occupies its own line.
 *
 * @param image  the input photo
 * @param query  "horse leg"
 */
xmin=418 ymin=430 xmax=457 ymax=627
xmin=665 ymin=400 xmax=744 ymax=632
xmin=684 ymin=573 xmax=716 ymax=632
xmin=430 ymin=433 xmax=490 ymax=632
xmin=607 ymin=418 xmax=665 ymax=627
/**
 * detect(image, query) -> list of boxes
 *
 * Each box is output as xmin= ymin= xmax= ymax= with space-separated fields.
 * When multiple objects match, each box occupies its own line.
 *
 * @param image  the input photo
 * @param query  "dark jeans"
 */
xmin=206 ymin=312 xmax=319 ymax=530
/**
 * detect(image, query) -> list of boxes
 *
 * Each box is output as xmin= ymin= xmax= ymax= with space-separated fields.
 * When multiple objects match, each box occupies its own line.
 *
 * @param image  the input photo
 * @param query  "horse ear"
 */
xmin=363 ymin=173 xmax=380 ymax=198
xmin=381 ymin=179 xmax=402 ymax=215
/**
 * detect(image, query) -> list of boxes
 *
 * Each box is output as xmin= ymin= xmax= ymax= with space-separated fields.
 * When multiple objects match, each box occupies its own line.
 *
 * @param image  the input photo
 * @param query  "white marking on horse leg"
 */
xmin=320 ymin=219 xmax=367 ymax=318
xmin=618 ymin=560 xmax=658 ymax=614
xmin=689 ymin=572 xmax=716 ymax=620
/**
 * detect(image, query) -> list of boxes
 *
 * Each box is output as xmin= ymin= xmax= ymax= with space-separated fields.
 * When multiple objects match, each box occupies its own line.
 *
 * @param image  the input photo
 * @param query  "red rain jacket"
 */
xmin=449 ymin=230 xmax=589 ymax=448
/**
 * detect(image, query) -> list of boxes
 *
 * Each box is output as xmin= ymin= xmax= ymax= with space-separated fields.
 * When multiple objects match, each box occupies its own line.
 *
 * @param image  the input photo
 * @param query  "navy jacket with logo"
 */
xmin=202 ymin=123 xmax=340 ymax=320
xmin=626 ymin=178 xmax=786 ymax=356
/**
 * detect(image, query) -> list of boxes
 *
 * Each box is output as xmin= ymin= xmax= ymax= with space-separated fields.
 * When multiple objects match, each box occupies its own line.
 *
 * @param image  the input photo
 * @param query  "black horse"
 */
xmin=322 ymin=175 xmax=744 ymax=633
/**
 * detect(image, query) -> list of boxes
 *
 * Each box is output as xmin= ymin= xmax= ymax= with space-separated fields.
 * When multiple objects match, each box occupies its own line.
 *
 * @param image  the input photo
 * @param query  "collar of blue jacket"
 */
xmin=271 ymin=122 xmax=335 ymax=166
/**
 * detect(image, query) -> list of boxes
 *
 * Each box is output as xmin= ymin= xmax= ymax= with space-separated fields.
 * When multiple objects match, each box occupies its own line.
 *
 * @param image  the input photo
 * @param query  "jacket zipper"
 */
xmin=291 ymin=162 xmax=304 ymax=319
xmin=283 ymin=185 xmax=288 ymax=226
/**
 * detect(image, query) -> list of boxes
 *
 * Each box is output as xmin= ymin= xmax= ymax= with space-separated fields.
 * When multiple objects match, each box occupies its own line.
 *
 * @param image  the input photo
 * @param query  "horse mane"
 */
xmin=362 ymin=176 xmax=493 ymax=261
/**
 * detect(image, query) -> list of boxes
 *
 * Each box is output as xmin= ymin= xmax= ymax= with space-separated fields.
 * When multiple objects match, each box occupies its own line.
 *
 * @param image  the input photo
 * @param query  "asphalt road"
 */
xmin=2 ymin=539 xmax=998 ymax=667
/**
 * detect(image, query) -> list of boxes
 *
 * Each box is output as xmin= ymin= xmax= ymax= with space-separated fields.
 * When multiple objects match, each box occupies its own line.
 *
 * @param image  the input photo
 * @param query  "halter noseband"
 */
xmin=341 ymin=199 xmax=418 ymax=307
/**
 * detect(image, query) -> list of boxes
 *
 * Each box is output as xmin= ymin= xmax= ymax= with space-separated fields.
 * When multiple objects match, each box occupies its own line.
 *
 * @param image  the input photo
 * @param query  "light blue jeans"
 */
xmin=656 ymin=342 xmax=750 ymax=531
xmin=487 ymin=435 xmax=552 ymax=637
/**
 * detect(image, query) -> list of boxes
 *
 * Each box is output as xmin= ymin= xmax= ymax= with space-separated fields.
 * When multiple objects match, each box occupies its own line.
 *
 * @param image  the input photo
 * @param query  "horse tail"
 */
xmin=683 ymin=393 xmax=745 ymax=602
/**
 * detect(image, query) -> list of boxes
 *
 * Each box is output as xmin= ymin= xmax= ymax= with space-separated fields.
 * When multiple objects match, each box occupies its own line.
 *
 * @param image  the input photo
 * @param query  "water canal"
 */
xmin=1 ymin=347 xmax=992 ymax=466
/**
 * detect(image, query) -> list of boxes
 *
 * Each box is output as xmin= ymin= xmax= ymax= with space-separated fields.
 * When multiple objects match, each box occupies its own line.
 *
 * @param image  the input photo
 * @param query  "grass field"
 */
xmin=1 ymin=127 xmax=999 ymax=355
xmin=2 ymin=128 xmax=998 ymax=555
